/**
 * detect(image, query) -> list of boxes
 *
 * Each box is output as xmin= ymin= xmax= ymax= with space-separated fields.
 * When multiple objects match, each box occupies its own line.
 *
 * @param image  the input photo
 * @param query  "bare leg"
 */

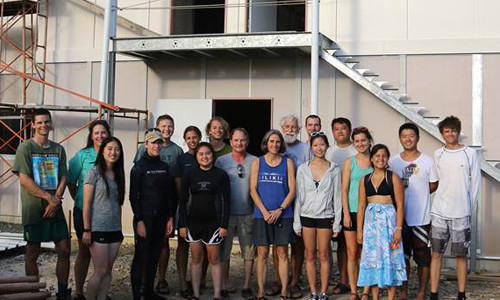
xmin=337 ymin=234 xmax=348 ymax=286
xmin=74 ymin=239 xmax=91 ymax=297
xmin=399 ymin=259 xmax=410 ymax=300
xmin=430 ymin=252 xmax=443 ymax=294
xmin=417 ymin=265 xmax=430 ymax=300
xmin=25 ymin=242 xmax=41 ymax=278
xmin=317 ymin=229 xmax=332 ymax=294
xmin=456 ymin=256 xmax=468 ymax=293
xmin=291 ymin=236 xmax=304 ymax=288
xmin=276 ymin=245 xmax=289 ymax=297
xmin=303 ymin=227 xmax=318 ymax=294
xmin=190 ymin=242 xmax=204 ymax=298
xmin=96 ymin=242 xmax=121 ymax=300
xmin=344 ymin=231 xmax=359 ymax=296
xmin=371 ymin=286 xmax=380 ymax=300
xmin=256 ymin=246 xmax=270 ymax=298
xmin=54 ymin=239 xmax=71 ymax=287
xmin=221 ymin=259 xmax=230 ymax=290
xmin=387 ymin=286 xmax=397 ymax=300
xmin=243 ymin=259 xmax=254 ymax=289
xmin=177 ymin=237 xmax=190 ymax=292
xmin=87 ymin=243 xmax=111 ymax=300
xmin=207 ymin=244 xmax=222 ymax=299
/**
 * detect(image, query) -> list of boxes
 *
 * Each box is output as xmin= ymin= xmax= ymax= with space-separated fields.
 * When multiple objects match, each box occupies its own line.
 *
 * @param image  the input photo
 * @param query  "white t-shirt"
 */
xmin=431 ymin=146 xmax=481 ymax=219
xmin=325 ymin=144 xmax=357 ymax=171
xmin=389 ymin=153 xmax=438 ymax=226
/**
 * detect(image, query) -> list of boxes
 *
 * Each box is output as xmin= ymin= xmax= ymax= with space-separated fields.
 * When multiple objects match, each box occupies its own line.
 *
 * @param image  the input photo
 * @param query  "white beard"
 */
xmin=283 ymin=133 xmax=298 ymax=144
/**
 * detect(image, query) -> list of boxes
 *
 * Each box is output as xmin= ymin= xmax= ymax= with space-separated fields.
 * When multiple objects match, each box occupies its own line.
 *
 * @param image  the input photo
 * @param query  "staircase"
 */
xmin=319 ymin=40 xmax=500 ymax=183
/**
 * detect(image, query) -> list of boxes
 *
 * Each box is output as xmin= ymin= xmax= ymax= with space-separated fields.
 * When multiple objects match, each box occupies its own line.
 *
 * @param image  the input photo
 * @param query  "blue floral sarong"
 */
xmin=357 ymin=203 xmax=407 ymax=287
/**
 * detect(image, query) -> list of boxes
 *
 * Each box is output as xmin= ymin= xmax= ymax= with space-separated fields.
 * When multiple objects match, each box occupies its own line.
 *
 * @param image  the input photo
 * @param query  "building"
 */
xmin=1 ymin=0 xmax=499 ymax=270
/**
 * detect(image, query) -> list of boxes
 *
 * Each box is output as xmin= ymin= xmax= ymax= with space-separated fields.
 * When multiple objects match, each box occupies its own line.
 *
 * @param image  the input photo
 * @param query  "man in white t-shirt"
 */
xmin=389 ymin=123 xmax=438 ymax=300
xmin=429 ymin=116 xmax=481 ymax=300
xmin=325 ymin=117 xmax=357 ymax=295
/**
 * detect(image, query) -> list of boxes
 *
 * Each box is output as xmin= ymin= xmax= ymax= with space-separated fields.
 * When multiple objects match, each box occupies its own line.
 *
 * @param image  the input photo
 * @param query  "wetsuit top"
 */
xmin=178 ymin=166 xmax=230 ymax=229
xmin=364 ymin=170 xmax=395 ymax=203
xmin=129 ymin=153 xmax=175 ymax=221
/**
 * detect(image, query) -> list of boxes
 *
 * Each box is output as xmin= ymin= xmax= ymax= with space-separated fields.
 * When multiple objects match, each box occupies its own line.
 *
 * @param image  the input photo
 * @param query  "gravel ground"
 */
xmin=1 ymin=222 xmax=499 ymax=300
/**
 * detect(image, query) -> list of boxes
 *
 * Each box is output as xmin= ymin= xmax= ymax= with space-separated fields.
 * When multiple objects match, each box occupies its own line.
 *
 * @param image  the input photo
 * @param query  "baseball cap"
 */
xmin=145 ymin=130 xmax=163 ymax=143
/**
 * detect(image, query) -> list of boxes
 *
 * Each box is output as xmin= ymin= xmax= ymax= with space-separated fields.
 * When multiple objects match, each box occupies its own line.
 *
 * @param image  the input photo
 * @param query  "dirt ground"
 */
xmin=1 ymin=222 xmax=499 ymax=300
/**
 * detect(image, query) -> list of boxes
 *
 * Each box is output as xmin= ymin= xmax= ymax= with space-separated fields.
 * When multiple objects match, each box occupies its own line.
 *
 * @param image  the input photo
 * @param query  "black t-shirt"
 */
xmin=178 ymin=167 xmax=230 ymax=228
xmin=176 ymin=152 xmax=198 ymax=178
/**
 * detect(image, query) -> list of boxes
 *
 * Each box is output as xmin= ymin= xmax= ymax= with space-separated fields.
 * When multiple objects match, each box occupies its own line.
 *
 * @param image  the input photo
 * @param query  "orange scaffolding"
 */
xmin=0 ymin=0 xmax=148 ymax=186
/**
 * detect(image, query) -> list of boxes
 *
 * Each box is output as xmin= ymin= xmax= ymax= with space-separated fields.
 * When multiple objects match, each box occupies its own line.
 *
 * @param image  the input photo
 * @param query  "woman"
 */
xmin=82 ymin=136 xmax=125 ymax=300
xmin=178 ymin=142 xmax=230 ymax=300
xmin=341 ymin=127 xmax=373 ymax=300
xmin=175 ymin=125 xmax=202 ymax=298
xmin=250 ymin=130 xmax=296 ymax=300
xmin=205 ymin=116 xmax=232 ymax=159
xmin=67 ymin=120 xmax=110 ymax=300
xmin=357 ymin=144 xmax=406 ymax=300
xmin=294 ymin=132 xmax=342 ymax=300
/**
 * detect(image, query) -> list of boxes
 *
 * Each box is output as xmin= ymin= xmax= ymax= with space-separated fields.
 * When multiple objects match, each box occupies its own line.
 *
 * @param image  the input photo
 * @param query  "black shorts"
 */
xmin=402 ymin=223 xmax=431 ymax=267
xmin=342 ymin=212 xmax=358 ymax=232
xmin=91 ymin=231 xmax=124 ymax=244
xmin=186 ymin=218 xmax=224 ymax=245
xmin=300 ymin=216 xmax=334 ymax=229
xmin=73 ymin=207 xmax=84 ymax=240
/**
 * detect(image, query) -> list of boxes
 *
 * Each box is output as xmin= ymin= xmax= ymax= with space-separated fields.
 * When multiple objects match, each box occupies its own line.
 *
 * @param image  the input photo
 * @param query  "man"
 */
xmin=429 ymin=116 xmax=481 ymax=300
xmin=130 ymin=129 xmax=175 ymax=300
xmin=304 ymin=114 xmax=321 ymax=143
xmin=134 ymin=114 xmax=183 ymax=295
xmin=276 ymin=114 xmax=308 ymax=298
xmin=12 ymin=108 xmax=71 ymax=300
xmin=216 ymin=128 xmax=257 ymax=300
xmin=389 ymin=123 xmax=438 ymax=300
xmin=325 ymin=117 xmax=357 ymax=295
xmin=206 ymin=116 xmax=232 ymax=159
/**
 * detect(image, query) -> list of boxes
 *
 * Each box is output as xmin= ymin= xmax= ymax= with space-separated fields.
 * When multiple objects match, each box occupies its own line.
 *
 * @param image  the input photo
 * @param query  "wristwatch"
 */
xmin=84 ymin=228 xmax=91 ymax=233
xmin=279 ymin=205 xmax=285 ymax=212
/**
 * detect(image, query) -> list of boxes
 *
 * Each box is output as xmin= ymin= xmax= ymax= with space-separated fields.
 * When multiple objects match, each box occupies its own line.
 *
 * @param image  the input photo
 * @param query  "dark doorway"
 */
xmin=277 ymin=0 xmax=305 ymax=31
xmin=171 ymin=0 xmax=225 ymax=35
xmin=213 ymin=100 xmax=271 ymax=156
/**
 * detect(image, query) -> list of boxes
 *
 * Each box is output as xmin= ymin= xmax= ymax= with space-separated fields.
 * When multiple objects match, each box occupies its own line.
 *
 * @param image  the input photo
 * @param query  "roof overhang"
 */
xmin=114 ymin=32 xmax=333 ymax=60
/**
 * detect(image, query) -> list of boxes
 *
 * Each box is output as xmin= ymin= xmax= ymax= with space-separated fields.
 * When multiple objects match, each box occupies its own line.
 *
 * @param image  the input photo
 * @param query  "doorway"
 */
xmin=213 ymin=99 xmax=272 ymax=156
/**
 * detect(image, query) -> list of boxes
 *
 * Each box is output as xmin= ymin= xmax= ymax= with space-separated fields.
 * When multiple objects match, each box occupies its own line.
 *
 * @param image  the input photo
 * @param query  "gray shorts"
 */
xmin=221 ymin=215 xmax=256 ymax=261
xmin=252 ymin=218 xmax=295 ymax=246
xmin=430 ymin=215 xmax=471 ymax=257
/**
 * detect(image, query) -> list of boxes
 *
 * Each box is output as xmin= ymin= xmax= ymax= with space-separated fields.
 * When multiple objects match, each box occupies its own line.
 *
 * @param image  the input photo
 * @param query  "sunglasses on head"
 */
xmin=311 ymin=131 xmax=326 ymax=137
xmin=237 ymin=164 xmax=244 ymax=178
xmin=145 ymin=127 xmax=161 ymax=134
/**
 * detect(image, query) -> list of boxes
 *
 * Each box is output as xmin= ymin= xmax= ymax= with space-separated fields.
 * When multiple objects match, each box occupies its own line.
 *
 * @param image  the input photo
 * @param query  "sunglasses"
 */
xmin=145 ymin=127 xmax=161 ymax=134
xmin=237 ymin=164 xmax=244 ymax=178
xmin=311 ymin=131 xmax=326 ymax=137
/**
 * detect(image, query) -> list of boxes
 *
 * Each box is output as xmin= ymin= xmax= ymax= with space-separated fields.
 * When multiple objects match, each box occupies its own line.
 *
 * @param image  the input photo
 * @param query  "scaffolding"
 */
xmin=0 ymin=0 xmax=148 ymax=187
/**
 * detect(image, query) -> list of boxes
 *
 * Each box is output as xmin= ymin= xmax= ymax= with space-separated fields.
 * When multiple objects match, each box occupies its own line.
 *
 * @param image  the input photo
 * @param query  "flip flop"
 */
xmin=332 ymin=283 xmax=350 ymax=295
xmin=265 ymin=281 xmax=281 ymax=297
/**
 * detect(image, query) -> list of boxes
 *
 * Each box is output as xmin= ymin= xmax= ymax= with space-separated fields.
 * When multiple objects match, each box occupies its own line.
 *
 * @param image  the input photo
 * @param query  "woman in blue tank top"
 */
xmin=250 ymin=129 xmax=296 ymax=300
xmin=341 ymin=127 xmax=373 ymax=300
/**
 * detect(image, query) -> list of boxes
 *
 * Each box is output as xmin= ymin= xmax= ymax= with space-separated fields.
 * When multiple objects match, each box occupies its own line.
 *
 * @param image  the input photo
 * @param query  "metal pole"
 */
xmin=310 ymin=0 xmax=319 ymax=115
xmin=107 ymin=0 xmax=117 ymax=131
xmin=98 ymin=0 xmax=116 ymax=104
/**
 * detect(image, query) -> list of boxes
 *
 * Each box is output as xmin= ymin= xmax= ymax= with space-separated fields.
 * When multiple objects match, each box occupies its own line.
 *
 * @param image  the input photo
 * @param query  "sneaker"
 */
xmin=319 ymin=293 xmax=329 ymax=300
xmin=308 ymin=294 xmax=319 ymax=300
xmin=221 ymin=289 xmax=230 ymax=300
xmin=241 ymin=288 xmax=254 ymax=300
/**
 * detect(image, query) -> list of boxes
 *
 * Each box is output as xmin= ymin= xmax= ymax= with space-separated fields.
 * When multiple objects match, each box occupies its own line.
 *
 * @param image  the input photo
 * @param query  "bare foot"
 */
xmin=416 ymin=291 xmax=426 ymax=300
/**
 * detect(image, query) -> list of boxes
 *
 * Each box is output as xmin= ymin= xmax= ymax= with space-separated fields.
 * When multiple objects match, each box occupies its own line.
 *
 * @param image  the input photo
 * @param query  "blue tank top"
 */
xmin=255 ymin=156 xmax=292 ymax=219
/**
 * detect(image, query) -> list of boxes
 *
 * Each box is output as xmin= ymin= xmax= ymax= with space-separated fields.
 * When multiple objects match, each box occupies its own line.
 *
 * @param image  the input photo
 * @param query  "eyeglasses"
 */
xmin=237 ymin=164 xmax=244 ymax=178
xmin=311 ymin=131 xmax=326 ymax=137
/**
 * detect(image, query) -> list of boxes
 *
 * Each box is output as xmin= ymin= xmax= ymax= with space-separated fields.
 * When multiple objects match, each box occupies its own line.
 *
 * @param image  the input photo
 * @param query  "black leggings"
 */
xmin=131 ymin=215 xmax=168 ymax=299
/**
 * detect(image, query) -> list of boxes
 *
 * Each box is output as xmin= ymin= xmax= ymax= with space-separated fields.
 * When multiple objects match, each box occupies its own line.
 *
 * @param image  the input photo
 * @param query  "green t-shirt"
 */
xmin=133 ymin=141 xmax=183 ymax=177
xmin=12 ymin=139 xmax=68 ymax=225
xmin=215 ymin=143 xmax=232 ymax=160
xmin=67 ymin=147 xmax=97 ymax=210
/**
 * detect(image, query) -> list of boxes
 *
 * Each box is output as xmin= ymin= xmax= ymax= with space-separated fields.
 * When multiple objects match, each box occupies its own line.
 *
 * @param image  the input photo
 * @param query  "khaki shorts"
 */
xmin=431 ymin=215 xmax=471 ymax=257
xmin=221 ymin=215 xmax=256 ymax=261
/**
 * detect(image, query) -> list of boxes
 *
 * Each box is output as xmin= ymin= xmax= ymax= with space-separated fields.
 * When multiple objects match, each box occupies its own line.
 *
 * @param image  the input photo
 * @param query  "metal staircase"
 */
xmin=319 ymin=41 xmax=500 ymax=183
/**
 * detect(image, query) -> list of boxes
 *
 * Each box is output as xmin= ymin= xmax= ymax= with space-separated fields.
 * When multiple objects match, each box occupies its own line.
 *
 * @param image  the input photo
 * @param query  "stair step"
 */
xmin=355 ymin=68 xmax=378 ymax=77
xmin=339 ymin=57 xmax=360 ymax=64
xmin=374 ymin=81 xmax=398 ymax=90
xmin=424 ymin=116 xmax=442 ymax=125
xmin=486 ymin=161 xmax=500 ymax=169
xmin=405 ymin=105 xmax=427 ymax=114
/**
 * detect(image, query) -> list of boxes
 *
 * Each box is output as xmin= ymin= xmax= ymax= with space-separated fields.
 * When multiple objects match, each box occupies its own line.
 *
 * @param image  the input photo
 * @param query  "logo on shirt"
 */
xmin=402 ymin=163 xmax=419 ymax=189
xmin=197 ymin=181 xmax=211 ymax=191
xmin=32 ymin=153 xmax=59 ymax=191
xmin=259 ymin=172 xmax=284 ymax=184
xmin=146 ymin=170 xmax=167 ymax=175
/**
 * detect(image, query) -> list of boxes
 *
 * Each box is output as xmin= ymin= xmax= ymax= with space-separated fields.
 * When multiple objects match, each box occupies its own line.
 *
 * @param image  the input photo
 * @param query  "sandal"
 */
xmin=350 ymin=293 xmax=360 ymax=300
xmin=180 ymin=289 xmax=193 ymax=299
xmin=289 ymin=286 xmax=303 ymax=299
xmin=332 ymin=283 xmax=350 ymax=295
xmin=361 ymin=293 xmax=370 ymax=300
xmin=265 ymin=282 xmax=281 ymax=297
xmin=280 ymin=295 xmax=290 ymax=300
xmin=155 ymin=280 xmax=170 ymax=295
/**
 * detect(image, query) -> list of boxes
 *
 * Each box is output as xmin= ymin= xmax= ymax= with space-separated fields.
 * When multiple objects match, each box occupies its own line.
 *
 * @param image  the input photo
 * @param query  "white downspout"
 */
xmin=310 ymin=0 xmax=320 ymax=115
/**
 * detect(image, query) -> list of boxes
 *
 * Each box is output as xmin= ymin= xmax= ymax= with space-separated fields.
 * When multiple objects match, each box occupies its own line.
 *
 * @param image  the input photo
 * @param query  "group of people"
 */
xmin=12 ymin=108 xmax=480 ymax=300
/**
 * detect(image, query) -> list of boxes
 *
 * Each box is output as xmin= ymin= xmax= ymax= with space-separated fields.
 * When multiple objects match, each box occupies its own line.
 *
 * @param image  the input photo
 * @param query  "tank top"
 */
xmin=348 ymin=155 xmax=373 ymax=212
xmin=255 ymin=156 xmax=292 ymax=219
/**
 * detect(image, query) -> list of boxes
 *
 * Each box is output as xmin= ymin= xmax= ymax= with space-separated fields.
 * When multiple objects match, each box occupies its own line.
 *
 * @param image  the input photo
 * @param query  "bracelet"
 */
xmin=84 ymin=229 xmax=91 ymax=233
xmin=395 ymin=226 xmax=402 ymax=230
